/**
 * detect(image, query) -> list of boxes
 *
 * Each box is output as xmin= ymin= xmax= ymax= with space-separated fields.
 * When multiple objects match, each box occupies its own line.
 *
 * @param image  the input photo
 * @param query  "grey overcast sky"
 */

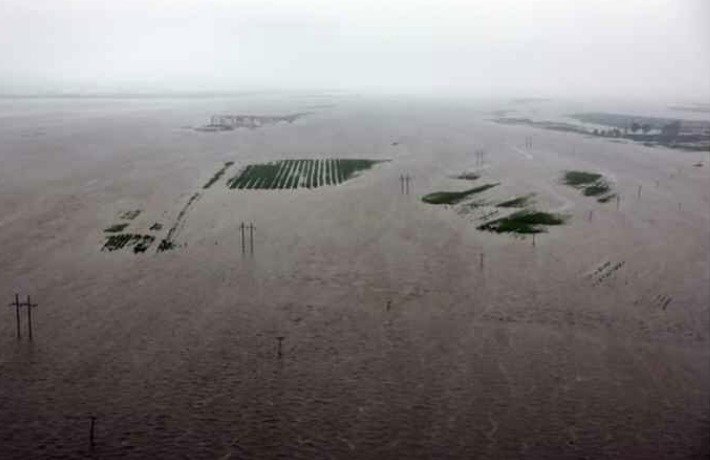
xmin=1 ymin=0 xmax=708 ymax=100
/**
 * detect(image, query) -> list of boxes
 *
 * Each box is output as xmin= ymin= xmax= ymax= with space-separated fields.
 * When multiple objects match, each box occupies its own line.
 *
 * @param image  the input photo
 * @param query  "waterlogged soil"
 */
xmin=0 ymin=96 xmax=708 ymax=458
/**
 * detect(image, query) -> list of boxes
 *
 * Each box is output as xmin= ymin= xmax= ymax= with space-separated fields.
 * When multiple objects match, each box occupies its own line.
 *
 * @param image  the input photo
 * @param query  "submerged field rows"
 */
xmin=227 ymin=159 xmax=380 ymax=190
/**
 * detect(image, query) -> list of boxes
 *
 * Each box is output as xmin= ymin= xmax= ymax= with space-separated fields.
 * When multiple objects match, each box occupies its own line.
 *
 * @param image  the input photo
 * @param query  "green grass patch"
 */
xmin=104 ymin=223 xmax=129 ymax=233
xmin=478 ymin=210 xmax=567 ymax=234
xmin=496 ymin=194 xmax=535 ymax=208
xmin=203 ymin=161 xmax=234 ymax=189
xmin=563 ymin=171 xmax=602 ymax=186
xmin=422 ymin=183 xmax=499 ymax=205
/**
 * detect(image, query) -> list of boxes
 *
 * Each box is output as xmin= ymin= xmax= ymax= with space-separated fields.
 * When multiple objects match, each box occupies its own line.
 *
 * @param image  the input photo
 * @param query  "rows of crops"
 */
xmin=227 ymin=159 xmax=379 ymax=190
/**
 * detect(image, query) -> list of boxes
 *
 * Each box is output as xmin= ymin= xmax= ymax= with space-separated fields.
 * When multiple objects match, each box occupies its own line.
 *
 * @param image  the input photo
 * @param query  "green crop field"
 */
xmin=102 ymin=234 xmax=155 ymax=253
xmin=104 ymin=223 xmax=129 ymax=233
xmin=562 ymin=170 xmax=602 ymax=186
xmin=496 ymin=194 xmax=535 ymax=208
xmin=478 ymin=210 xmax=567 ymax=234
xmin=422 ymin=183 xmax=499 ymax=205
xmin=226 ymin=159 xmax=381 ymax=190
xmin=562 ymin=170 xmax=616 ymax=203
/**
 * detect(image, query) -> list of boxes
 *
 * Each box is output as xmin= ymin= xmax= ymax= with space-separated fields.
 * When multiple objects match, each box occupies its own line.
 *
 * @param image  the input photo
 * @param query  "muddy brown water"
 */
xmin=1 ymin=95 xmax=708 ymax=458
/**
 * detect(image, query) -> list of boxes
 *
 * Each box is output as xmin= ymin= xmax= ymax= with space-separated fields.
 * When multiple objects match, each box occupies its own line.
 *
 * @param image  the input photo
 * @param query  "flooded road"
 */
xmin=1 ymin=96 xmax=708 ymax=458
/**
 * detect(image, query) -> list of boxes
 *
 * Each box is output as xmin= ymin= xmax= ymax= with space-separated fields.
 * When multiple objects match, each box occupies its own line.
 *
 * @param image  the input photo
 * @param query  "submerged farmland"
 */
xmin=227 ymin=159 xmax=382 ymax=190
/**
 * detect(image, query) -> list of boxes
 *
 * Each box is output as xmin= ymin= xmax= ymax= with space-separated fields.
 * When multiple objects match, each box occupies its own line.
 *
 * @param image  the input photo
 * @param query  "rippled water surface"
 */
xmin=1 ymin=95 xmax=708 ymax=458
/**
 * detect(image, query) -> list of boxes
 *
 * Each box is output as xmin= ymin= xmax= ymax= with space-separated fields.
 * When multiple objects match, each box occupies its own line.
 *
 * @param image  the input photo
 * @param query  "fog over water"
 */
xmin=1 ymin=1 xmax=709 ymax=459
xmin=1 ymin=0 xmax=709 ymax=100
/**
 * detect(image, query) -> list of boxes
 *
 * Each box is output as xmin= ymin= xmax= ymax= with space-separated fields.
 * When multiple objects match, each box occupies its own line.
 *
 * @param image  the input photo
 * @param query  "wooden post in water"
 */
xmin=404 ymin=175 xmax=411 ymax=195
xmin=399 ymin=174 xmax=404 ymax=194
xmin=276 ymin=336 xmax=284 ymax=358
xmin=532 ymin=233 xmax=536 ymax=247
xmin=9 ymin=294 xmax=21 ymax=339
xmin=89 ymin=415 xmax=96 ymax=449
xmin=480 ymin=253 xmax=485 ymax=270
xmin=23 ymin=295 xmax=37 ymax=341
xmin=588 ymin=210 xmax=593 ymax=222
xmin=616 ymin=194 xmax=621 ymax=210
xmin=637 ymin=185 xmax=642 ymax=199
xmin=240 ymin=222 xmax=246 ymax=254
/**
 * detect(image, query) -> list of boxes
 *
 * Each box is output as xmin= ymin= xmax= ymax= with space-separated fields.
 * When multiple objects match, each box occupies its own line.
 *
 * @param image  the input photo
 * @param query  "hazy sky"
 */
xmin=1 ymin=0 xmax=709 ymax=100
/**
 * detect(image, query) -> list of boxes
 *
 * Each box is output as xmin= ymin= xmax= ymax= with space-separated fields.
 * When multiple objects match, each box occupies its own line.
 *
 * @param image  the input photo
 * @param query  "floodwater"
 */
xmin=1 ymin=95 xmax=708 ymax=458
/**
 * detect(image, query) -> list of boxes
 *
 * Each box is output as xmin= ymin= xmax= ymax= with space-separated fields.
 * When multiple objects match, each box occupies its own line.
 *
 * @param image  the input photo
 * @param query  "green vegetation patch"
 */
xmin=582 ymin=181 xmax=611 ymax=196
xmin=102 ymin=234 xmax=155 ymax=253
xmin=120 ymin=210 xmax=141 ymax=220
xmin=597 ymin=193 xmax=617 ymax=203
xmin=453 ymin=172 xmax=480 ymax=180
xmin=562 ymin=170 xmax=616 ymax=203
xmin=422 ymin=183 xmax=499 ymax=205
xmin=203 ymin=161 xmax=234 ymax=189
xmin=104 ymin=223 xmax=129 ymax=233
xmin=157 ymin=239 xmax=175 ymax=252
xmin=226 ymin=159 xmax=382 ymax=190
xmin=563 ymin=171 xmax=602 ymax=186
xmin=478 ymin=210 xmax=567 ymax=234
xmin=497 ymin=194 xmax=535 ymax=208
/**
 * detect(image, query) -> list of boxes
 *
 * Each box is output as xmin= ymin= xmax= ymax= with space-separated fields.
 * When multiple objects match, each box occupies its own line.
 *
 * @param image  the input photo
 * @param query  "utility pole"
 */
xmin=475 ymin=149 xmax=485 ymax=166
xmin=8 ymin=294 xmax=21 ymax=339
xmin=89 ymin=416 xmax=96 ymax=449
xmin=276 ymin=336 xmax=284 ymax=358
xmin=22 ymin=295 xmax=37 ymax=340
xmin=248 ymin=222 xmax=255 ymax=254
